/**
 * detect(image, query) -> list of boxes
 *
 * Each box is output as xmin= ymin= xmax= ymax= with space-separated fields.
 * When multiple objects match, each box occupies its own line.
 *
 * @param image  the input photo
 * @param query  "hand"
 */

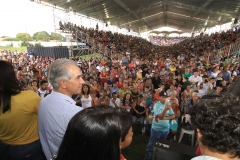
xmin=148 ymin=115 xmax=154 ymax=122
xmin=126 ymin=106 xmax=131 ymax=110
xmin=165 ymin=104 xmax=172 ymax=110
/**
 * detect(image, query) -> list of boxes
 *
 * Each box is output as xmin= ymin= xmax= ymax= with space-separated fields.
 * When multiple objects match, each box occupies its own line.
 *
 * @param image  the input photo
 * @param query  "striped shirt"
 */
xmin=38 ymin=91 xmax=82 ymax=160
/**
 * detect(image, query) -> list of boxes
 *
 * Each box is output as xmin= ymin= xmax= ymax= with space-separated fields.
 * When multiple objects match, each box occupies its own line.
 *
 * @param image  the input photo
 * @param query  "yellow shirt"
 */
xmin=0 ymin=90 xmax=41 ymax=145
xmin=136 ymin=71 xmax=143 ymax=79
xmin=170 ymin=67 xmax=176 ymax=73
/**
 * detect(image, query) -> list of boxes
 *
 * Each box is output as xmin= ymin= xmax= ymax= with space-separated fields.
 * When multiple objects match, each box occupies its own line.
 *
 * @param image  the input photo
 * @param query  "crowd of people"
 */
xmin=0 ymin=22 xmax=240 ymax=160
xmin=149 ymin=36 xmax=187 ymax=46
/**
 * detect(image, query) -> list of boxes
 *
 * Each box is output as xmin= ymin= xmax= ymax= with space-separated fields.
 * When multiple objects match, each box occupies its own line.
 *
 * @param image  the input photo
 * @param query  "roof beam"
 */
xmin=179 ymin=0 xmax=213 ymax=30
xmin=62 ymin=0 xmax=85 ymax=9
xmin=73 ymin=0 xmax=104 ymax=11
xmin=163 ymin=0 xmax=167 ymax=26
xmin=137 ymin=0 xmax=236 ymax=17
xmin=113 ymin=0 xmax=152 ymax=30
xmin=167 ymin=12 xmax=218 ymax=23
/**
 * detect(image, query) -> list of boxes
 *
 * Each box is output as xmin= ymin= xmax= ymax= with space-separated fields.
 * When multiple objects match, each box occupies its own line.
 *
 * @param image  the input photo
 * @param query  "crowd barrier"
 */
xmin=210 ymin=40 xmax=240 ymax=63
xmin=55 ymin=15 xmax=113 ymax=58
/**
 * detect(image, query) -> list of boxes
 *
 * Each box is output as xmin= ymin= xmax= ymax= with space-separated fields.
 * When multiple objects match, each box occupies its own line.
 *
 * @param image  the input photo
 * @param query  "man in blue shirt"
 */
xmin=144 ymin=92 xmax=175 ymax=160
xmin=38 ymin=59 xmax=84 ymax=159
xmin=221 ymin=67 xmax=231 ymax=81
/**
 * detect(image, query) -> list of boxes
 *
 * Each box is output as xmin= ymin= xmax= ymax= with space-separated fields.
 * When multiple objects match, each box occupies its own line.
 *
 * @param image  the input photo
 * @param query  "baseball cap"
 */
xmin=159 ymin=92 xmax=168 ymax=97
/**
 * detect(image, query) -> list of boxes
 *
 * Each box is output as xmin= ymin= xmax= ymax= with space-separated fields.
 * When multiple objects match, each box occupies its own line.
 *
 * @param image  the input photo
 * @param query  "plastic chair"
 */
xmin=178 ymin=114 xmax=195 ymax=146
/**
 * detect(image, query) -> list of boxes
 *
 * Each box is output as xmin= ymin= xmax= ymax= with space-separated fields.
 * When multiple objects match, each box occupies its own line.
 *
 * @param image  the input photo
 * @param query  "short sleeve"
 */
xmin=168 ymin=108 xmax=174 ymax=115
xmin=27 ymin=91 xmax=42 ymax=114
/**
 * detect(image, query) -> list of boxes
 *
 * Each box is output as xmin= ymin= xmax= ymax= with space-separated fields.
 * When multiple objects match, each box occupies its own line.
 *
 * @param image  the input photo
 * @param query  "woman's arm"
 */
xmin=175 ymin=110 xmax=181 ymax=118
xmin=140 ymin=107 xmax=146 ymax=114
xmin=120 ymin=102 xmax=125 ymax=109
xmin=132 ymin=102 xmax=139 ymax=113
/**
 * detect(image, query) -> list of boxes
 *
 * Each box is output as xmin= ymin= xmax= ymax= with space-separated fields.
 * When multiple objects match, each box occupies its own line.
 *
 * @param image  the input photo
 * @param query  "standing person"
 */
xmin=0 ymin=61 xmax=45 ymax=160
xmin=80 ymin=84 xmax=92 ymax=109
xmin=120 ymin=93 xmax=133 ymax=113
xmin=55 ymin=106 xmax=122 ymax=160
xmin=190 ymin=95 xmax=240 ymax=160
xmin=168 ymin=98 xmax=180 ymax=141
xmin=38 ymin=59 xmax=84 ymax=160
xmin=132 ymin=94 xmax=146 ymax=134
xmin=37 ymin=80 xmax=49 ymax=98
xmin=144 ymin=92 xmax=175 ymax=160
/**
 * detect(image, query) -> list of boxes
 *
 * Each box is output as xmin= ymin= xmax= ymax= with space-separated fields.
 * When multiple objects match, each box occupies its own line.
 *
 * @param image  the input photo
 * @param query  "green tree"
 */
xmin=50 ymin=32 xmax=64 ymax=41
xmin=16 ymin=33 xmax=32 ymax=41
xmin=32 ymin=31 xmax=51 ymax=41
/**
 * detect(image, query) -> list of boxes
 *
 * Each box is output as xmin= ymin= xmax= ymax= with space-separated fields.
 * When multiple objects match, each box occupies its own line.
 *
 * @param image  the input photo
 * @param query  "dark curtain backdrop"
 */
xmin=27 ymin=47 xmax=69 ymax=58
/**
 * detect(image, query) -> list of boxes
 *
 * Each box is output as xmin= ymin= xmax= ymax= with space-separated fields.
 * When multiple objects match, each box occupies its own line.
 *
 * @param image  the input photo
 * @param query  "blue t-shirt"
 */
xmin=152 ymin=101 xmax=174 ymax=131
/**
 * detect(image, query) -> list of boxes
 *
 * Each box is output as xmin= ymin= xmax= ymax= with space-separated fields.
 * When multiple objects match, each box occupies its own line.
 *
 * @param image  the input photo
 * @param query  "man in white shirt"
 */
xmin=96 ymin=63 xmax=104 ymax=73
xmin=38 ymin=59 xmax=84 ymax=160
xmin=109 ymin=92 xmax=121 ymax=110
xmin=37 ymin=80 xmax=49 ymax=98
xmin=189 ymin=70 xmax=202 ymax=90
xmin=77 ymin=58 xmax=82 ymax=67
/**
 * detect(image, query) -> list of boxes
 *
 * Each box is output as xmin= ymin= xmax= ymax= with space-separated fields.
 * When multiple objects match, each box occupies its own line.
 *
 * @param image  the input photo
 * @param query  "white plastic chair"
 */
xmin=178 ymin=114 xmax=195 ymax=146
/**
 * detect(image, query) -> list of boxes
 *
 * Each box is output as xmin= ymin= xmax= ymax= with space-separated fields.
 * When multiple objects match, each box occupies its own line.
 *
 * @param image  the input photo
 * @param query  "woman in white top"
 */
xmin=80 ymin=84 xmax=92 ymax=109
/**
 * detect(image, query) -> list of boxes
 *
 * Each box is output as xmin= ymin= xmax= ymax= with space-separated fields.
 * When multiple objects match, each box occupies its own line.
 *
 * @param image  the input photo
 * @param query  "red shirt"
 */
xmin=100 ymin=72 xmax=108 ymax=83
xmin=117 ymin=82 xmax=123 ymax=88
xmin=120 ymin=154 xmax=126 ymax=160
xmin=154 ymin=93 xmax=160 ymax=100
xmin=112 ymin=71 xmax=119 ymax=82
xmin=129 ymin=63 xmax=136 ymax=69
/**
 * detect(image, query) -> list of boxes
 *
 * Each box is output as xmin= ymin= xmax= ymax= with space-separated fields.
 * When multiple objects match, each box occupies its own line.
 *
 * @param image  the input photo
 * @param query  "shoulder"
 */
xmin=18 ymin=90 xmax=40 ymax=99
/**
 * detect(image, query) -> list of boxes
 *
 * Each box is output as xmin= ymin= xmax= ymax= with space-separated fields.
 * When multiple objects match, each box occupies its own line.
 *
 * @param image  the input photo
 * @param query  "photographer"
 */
xmin=144 ymin=92 xmax=175 ymax=160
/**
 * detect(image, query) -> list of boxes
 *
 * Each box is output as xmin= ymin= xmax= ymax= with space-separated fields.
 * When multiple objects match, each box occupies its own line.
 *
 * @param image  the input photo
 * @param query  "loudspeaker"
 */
xmin=152 ymin=140 xmax=196 ymax=160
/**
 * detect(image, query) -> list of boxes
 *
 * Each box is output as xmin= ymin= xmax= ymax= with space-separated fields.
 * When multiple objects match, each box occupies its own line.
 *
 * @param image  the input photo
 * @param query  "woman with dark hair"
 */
xmin=120 ymin=93 xmax=133 ymax=113
xmin=55 ymin=106 xmax=122 ymax=160
xmin=132 ymin=94 xmax=146 ymax=134
xmin=190 ymin=95 xmax=240 ymax=160
xmin=78 ymin=84 xmax=92 ymax=109
xmin=0 ymin=61 xmax=45 ymax=159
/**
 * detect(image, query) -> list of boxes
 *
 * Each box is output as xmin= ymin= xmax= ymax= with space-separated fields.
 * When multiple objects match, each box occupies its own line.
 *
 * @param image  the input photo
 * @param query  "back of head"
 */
xmin=190 ymin=94 xmax=240 ymax=158
xmin=0 ymin=61 xmax=21 ymax=113
xmin=48 ymin=59 xmax=78 ymax=89
xmin=56 ymin=105 xmax=121 ymax=160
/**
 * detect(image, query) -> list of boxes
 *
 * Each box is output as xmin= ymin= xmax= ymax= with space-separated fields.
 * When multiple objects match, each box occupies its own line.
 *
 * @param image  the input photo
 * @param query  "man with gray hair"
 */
xmin=38 ymin=59 xmax=84 ymax=159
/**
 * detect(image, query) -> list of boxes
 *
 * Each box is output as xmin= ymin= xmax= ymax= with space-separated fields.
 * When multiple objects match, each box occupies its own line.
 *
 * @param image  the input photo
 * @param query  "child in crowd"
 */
xmin=119 ymin=112 xmax=133 ymax=160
